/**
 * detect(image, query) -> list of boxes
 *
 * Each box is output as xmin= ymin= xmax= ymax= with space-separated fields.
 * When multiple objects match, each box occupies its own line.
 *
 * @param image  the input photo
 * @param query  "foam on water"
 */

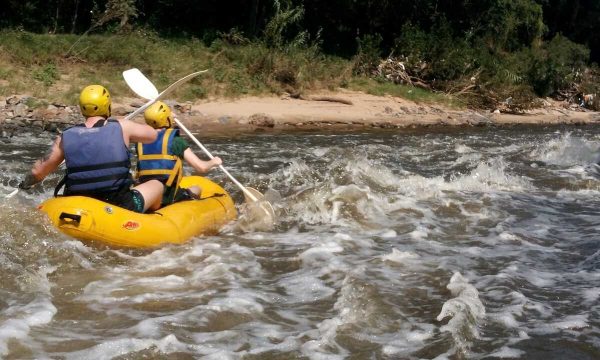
xmin=530 ymin=132 xmax=600 ymax=166
xmin=62 ymin=334 xmax=189 ymax=360
xmin=2 ymin=129 xmax=600 ymax=357
xmin=436 ymin=272 xmax=486 ymax=355
xmin=381 ymin=248 xmax=420 ymax=263
xmin=0 ymin=267 xmax=57 ymax=356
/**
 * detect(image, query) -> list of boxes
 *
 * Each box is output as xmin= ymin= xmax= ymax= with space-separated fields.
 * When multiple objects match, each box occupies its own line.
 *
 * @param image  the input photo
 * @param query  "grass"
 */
xmin=347 ymin=77 xmax=464 ymax=109
xmin=0 ymin=30 xmax=464 ymax=109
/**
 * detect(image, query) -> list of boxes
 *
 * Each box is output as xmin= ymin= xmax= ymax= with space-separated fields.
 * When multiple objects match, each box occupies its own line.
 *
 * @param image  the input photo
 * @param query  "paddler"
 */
xmin=137 ymin=101 xmax=222 ymax=206
xmin=18 ymin=85 xmax=164 ymax=213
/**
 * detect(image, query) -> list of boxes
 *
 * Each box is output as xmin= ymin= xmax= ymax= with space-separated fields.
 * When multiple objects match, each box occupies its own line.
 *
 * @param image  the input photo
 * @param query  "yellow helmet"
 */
xmin=79 ymin=85 xmax=111 ymax=117
xmin=144 ymin=101 xmax=173 ymax=128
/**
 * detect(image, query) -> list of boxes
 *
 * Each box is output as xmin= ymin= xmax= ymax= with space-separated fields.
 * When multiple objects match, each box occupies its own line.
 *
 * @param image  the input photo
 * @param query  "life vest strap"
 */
xmin=165 ymin=157 xmax=183 ymax=187
xmin=138 ymin=154 xmax=179 ymax=161
xmin=65 ymin=173 xmax=131 ymax=186
xmin=67 ymin=160 xmax=130 ymax=174
xmin=138 ymin=169 xmax=173 ymax=176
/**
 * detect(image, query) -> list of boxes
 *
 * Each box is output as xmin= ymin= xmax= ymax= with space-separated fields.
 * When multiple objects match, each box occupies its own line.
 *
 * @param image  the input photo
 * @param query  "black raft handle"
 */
xmin=59 ymin=212 xmax=81 ymax=223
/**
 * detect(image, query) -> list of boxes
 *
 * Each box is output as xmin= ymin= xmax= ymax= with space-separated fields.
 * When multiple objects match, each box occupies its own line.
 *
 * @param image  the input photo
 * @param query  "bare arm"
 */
xmin=117 ymin=118 xmax=158 ymax=145
xmin=183 ymin=149 xmax=222 ymax=174
xmin=21 ymin=136 xmax=64 ymax=189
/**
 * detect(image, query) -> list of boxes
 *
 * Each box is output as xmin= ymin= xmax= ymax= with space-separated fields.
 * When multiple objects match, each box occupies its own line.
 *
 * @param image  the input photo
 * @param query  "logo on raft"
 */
xmin=122 ymin=220 xmax=140 ymax=231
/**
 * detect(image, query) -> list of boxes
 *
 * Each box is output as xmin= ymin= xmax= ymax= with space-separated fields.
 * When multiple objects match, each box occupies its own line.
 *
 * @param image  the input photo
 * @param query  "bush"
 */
xmin=392 ymin=22 xmax=479 ymax=84
xmin=352 ymin=33 xmax=382 ymax=76
xmin=33 ymin=63 xmax=59 ymax=86
xmin=526 ymin=34 xmax=589 ymax=96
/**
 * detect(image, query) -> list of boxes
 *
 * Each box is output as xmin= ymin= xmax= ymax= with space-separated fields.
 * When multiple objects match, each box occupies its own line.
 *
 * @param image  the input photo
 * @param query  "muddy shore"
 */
xmin=1 ymin=91 xmax=599 ymax=137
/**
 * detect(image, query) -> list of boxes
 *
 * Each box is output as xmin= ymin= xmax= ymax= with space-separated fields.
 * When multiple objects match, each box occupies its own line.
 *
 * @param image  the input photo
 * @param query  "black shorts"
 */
xmin=93 ymin=187 xmax=146 ymax=213
xmin=174 ymin=187 xmax=197 ymax=202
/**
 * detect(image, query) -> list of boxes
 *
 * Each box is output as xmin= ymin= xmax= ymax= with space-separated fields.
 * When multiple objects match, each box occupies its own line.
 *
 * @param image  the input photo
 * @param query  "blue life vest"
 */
xmin=136 ymin=128 xmax=183 ymax=191
xmin=60 ymin=119 xmax=131 ymax=195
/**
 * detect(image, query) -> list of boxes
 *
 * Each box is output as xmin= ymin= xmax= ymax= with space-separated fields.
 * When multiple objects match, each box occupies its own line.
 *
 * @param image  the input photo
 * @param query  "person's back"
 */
xmin=61 ymin=118 xmax=131 ymax=196
xmin=19 ymin=85 xmax=164 ymax=213
xmin=137 ymin=125 xmax=184 ymax=205
xmin=137 ymin=101 xmax=222 ymax=206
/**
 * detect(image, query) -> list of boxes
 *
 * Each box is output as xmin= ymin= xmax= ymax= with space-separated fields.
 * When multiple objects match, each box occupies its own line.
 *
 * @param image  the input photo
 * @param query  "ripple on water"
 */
xmin=1 ymin=128 xmax=600 ymax=357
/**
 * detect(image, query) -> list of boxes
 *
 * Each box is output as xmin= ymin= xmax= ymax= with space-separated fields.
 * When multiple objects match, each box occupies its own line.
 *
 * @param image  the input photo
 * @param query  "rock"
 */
xmin=218 ymin=116 xmax=231 ymax=125
xmin=6 ymin=96 xmax=19 ymax=105
xmin=14 ymin=103 xmax=28 ymax=117
xmin=113 ymin=106 xmax=132 ymax=116
xmin=248 ymin=113 xmax=275 ymax=128
xmin=11 ymin=118 xmax=24 ymax=127
xmin=34 ymin=108 xmax=55 ymax=120
xmin=44 ymin=122 xmax=58 ymax=132
xmin=130 ymin=99 xmax=145 ymax=107
xmin=174 ymin=103 xmax=192 ymax=114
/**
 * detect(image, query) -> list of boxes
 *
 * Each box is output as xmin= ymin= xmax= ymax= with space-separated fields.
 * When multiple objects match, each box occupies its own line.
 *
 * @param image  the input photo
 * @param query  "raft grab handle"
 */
xmin=59 ymin=212 xmax=81 ymax=224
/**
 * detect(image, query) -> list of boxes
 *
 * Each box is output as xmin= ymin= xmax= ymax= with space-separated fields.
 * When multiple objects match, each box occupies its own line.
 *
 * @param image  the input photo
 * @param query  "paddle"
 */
xmin=123 ymin=69 xmax=208 ymax=121
xmin=5 ymin=71 xmax=207 ymax=199
xmin=122 ymin=68 xmax=275 ymax=223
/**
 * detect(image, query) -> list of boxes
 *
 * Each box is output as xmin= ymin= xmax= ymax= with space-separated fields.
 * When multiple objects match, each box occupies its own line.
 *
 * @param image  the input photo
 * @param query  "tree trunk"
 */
xmin=52 ymin=0 xmax=60 ymax=34
xmin=71 ymin=0 xmax=79 ymax=33
xmin=248 ymin=0 xmax=260 ymax=37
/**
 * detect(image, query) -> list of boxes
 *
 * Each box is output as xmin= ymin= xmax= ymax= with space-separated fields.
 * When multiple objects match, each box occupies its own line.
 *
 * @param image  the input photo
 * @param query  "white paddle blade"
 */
xmin=122 ymin=68 xmax=159 ymax=99
xmin=243 ymin=187 xmax=265 ymax=203
xmin=238 ymin=201 xmax=275 ymax=231
xmin=243 ymin=187 xmax=275 ymax=223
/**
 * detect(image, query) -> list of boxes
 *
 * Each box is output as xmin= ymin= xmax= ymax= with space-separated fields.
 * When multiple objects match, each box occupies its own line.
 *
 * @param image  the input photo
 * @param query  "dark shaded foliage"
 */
xmin=0 ymin=0 xmax=598 ymax=103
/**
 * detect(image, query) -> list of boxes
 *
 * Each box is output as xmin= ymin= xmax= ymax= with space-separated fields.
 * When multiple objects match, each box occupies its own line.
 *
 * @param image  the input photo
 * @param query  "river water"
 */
xmin=1 ymin=125 xmax=599 ymax=359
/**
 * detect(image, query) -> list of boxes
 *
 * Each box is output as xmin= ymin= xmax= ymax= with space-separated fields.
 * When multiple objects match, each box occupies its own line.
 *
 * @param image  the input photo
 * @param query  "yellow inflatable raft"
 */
xmin=38 ymin=176 xmax=237 ymax=248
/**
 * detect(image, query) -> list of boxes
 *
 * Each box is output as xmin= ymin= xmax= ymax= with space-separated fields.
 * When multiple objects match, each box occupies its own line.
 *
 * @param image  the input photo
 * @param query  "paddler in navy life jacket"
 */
xmin=138 ymin=101 xmax=222 ymax=206
xmin=18 ymin=85 xmax=164 ymax=213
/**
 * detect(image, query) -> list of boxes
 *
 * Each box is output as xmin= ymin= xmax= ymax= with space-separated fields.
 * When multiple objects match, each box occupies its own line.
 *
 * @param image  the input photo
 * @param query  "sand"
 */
xmin=155 ymin=89 xmax=600 ymax=134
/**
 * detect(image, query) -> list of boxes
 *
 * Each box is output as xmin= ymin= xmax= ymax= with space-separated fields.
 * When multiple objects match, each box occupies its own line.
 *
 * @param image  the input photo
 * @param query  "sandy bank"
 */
xmin=1 ymin=90 xmax=599 ymax=136
xmin=177 ymin=90 xmax=600 ymax=134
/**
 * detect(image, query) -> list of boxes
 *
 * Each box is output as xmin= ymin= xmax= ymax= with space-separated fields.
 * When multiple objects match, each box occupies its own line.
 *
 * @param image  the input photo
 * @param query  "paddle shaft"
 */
xmin=174 ymin=118 xmax=259 ymax=202
xmin=124 ymin=70 xmax=207 ymax=121
xmin=121 ymin=68 xmax=265 ymax=203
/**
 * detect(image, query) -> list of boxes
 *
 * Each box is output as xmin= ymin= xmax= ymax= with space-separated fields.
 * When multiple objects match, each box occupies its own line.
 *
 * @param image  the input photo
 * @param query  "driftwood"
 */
xmin=289 ymin=93 xmax=353 ymax=105
xmin=411 ymin=79 xmax=431 ymax=90
xmin=376 ymin=58 xmax=432 ymax=91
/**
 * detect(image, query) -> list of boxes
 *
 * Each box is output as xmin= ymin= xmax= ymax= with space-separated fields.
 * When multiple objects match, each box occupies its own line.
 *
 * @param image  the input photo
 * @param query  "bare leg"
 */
xmin=187 ymin=185 xmax=201 ymax=199
xmin=134 ymin=180 xmax=164 ymax=212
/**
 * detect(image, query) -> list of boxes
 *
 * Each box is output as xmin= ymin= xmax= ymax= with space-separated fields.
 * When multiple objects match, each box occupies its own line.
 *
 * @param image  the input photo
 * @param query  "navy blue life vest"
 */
xmin=136 ymin=128 xmax=183 ymax=190
xmin=59 ymin=119 xmax=131 ymax=195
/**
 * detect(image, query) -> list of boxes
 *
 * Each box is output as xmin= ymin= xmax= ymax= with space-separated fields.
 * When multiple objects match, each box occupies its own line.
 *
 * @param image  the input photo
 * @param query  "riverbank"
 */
xmin=1 ymin=90 xmax=599 ymax=137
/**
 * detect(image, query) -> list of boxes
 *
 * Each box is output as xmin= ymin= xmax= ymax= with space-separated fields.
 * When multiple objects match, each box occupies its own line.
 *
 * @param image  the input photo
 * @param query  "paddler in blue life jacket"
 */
xmin=18 ymin=85 xmax=165 ymax=213
xmin=137 ymin=101 xmax=222 ymax=206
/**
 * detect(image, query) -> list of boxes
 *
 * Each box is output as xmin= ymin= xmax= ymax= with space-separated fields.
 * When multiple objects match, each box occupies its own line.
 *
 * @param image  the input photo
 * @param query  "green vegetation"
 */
xmin=1 ymin=0 xmax=599 ymax=111
xmin=348 ymin=78 xmax=461 ymax=109
xmin=0 ymin=30 xmax=448 ymax=107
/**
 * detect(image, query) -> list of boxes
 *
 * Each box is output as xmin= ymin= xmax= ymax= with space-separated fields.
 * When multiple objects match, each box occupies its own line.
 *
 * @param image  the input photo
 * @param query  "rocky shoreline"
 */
xmin=2 ymin=93 xmax=600 ymax=137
